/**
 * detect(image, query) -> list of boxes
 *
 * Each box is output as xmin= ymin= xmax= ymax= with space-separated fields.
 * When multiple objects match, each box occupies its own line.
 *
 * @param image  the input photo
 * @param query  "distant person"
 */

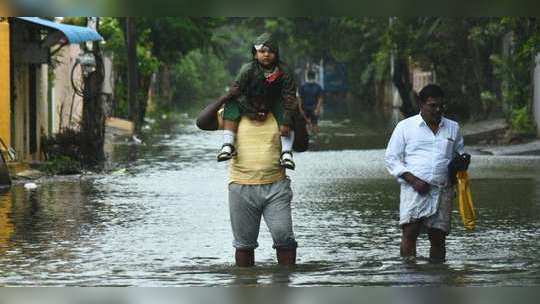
xmin=384 ymin=84 xmax=469 ymax=263
xmin=299 ymin=70 xmax=323 ymax=134
xmin=215 ymin=32 xmax=298 ymax=170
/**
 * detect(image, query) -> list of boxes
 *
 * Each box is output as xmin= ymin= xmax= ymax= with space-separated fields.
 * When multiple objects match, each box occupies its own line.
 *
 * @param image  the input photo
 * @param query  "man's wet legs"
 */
xmin=428 ymin=228 xmax=446 ymax=263
xmin=401 ymin=222 xmax=422 ymax=260
xmin=276 ymin=248 xmax=296 ymax=266
xmin=235 ymin=249 xmax=255 ymax=267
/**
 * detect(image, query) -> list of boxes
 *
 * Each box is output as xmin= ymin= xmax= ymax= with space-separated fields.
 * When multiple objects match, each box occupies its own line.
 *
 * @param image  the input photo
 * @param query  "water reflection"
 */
xmin=0 ymin=188 xmax=14 ymax=254
xmin=0 ymin=113 xmax=539 ymax=286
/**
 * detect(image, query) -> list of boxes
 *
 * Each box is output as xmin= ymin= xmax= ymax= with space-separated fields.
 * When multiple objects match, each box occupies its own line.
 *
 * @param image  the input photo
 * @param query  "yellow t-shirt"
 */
xmin=228 ymin=113 xmax=285 ymax=185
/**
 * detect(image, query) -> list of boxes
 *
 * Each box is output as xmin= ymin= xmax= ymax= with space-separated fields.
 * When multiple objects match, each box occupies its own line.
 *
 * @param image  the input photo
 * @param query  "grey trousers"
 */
xmin=228 ymin=178 xmax=297 ymax=250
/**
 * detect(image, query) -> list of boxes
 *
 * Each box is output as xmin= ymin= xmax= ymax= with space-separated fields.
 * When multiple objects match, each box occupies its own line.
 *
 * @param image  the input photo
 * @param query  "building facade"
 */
xmin=0 ymin=17 xmax=102 ymax=166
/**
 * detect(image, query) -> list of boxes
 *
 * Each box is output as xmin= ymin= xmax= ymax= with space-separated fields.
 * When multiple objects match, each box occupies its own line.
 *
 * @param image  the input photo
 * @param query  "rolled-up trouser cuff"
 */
xmin=273 ymin=239 xmax=298 ymax=250
xmin=233 ymin=241 xmax=259 ymax=250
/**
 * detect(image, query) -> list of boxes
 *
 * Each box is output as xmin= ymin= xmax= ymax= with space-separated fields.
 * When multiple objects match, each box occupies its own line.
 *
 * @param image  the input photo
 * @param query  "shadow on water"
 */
xmin=0 ymin=109 xmax=539 ymax=286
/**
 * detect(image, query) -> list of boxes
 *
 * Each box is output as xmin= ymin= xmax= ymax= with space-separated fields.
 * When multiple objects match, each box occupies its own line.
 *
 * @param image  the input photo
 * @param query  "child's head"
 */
xmin=252 ymin=32 xmax=279 ymax=67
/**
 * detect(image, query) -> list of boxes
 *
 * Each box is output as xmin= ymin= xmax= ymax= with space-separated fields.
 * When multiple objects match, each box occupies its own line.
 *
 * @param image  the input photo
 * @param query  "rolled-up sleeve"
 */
xmin=385 ymin=122 xmax=409 ymax=180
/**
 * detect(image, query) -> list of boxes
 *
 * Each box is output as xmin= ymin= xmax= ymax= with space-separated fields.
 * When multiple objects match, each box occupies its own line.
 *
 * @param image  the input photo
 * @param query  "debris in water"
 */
xmin=24 ymin=182 xmax=38 ymax=190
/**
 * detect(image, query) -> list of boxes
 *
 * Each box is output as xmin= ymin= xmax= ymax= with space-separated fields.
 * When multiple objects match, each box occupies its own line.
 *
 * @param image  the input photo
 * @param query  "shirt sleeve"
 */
xmin=385 ymin=122 xmax=409 ymax=180
xmin=219 ymin=63 xmax=251 ymax=104
xmin=234 ymin=63 xmax=251 ymax=87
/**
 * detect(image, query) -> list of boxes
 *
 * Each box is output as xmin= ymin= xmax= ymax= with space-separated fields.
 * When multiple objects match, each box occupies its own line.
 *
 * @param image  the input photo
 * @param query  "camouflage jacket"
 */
xmin=225 ymin=60 xmax=298 ymax=126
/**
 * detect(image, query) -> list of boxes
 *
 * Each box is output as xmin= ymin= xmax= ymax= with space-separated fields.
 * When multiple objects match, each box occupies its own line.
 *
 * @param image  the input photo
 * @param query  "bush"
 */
xmin=510 ymin=106 xmax=536 ymax=135
xmin=40 ymin=129 xmax=83 ymax=175
xmin=39 ymin=156 xmax=82 ymax=175
xmin=41 ymin=128 xmax=82 ymax=161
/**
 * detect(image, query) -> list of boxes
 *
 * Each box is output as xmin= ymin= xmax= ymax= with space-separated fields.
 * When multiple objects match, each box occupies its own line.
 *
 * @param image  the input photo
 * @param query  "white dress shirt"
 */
xmin=385 ymin=114 xmax=465 ymax=227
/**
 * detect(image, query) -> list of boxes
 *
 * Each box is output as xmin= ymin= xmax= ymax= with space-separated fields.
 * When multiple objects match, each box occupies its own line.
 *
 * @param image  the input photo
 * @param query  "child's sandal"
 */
xmin=280 ymin=151 xmax=295 ymax=170
xmin=217 ymin=144 xmax=237 ymax=162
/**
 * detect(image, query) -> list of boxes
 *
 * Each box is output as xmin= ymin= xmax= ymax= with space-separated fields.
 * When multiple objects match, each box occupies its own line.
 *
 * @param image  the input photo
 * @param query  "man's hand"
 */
xmin=411 ymin=179 xmax=430 ymax=195
xmin=401 ymin=172 xmax=430 ymax=195
xmin=314 ymin=107 xmax=321 ymax=116
xmin=280 ymin=125 xmax=291 ymax=137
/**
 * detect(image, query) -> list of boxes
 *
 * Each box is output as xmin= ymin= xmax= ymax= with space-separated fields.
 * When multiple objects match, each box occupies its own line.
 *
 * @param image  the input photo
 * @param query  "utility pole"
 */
xmin=81 ymin=17 xmax=105 ymax=168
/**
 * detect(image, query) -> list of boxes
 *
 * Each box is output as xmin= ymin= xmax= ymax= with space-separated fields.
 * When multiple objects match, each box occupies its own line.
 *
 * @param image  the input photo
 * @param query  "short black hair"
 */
xmin=418 ymin=84 xmax=444 ymax=103
xmin=307 ymin=70 xmax=316 ymax=80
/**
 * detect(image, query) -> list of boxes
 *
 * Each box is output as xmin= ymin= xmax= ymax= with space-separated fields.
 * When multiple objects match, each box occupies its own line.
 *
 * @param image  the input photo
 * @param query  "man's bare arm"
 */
xmin=196 ymin=99 xmax=224 ymax=131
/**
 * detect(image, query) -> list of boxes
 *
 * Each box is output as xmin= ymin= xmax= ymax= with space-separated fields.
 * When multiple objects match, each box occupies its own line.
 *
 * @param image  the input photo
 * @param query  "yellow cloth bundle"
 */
xmin=456 ymin=171 xmax=476 ymax=230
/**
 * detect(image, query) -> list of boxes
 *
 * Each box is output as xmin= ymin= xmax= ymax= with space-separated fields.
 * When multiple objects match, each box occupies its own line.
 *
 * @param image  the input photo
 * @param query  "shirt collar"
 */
xmin=415 ymin=113 xmax=445 ymax=128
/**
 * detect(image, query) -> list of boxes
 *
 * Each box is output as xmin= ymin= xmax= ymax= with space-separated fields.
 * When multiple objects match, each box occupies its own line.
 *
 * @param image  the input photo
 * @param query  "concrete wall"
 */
xmin=38 ymin=63 xmax=48 ymax=145
xmin=11 ymin=20 xmax=49 ymax=161
xmin=0 ymin=20 xmax=10 ymax=149
xmin=52 ymin=44 xmax=84 ymax=133
xmin=534 ymin=53 xmax=540 ymax=137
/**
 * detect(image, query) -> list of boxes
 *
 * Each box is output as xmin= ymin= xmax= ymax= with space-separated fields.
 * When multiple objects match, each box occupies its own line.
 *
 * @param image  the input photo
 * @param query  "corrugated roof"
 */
xmin=15 ymin=17 xmax=103 ymax=44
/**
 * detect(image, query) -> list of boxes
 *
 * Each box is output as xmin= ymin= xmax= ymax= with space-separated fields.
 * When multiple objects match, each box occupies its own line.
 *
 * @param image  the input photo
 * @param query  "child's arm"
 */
xmin=214 ymin=62 xmax=251 ymax=107
xmin=197 ymin=63 xmax=253 ymax=130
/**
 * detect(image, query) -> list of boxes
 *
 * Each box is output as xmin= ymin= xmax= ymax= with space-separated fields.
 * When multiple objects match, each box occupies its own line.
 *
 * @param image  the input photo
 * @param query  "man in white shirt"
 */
xmin=385 ymin=84 xmax=466 ymax=263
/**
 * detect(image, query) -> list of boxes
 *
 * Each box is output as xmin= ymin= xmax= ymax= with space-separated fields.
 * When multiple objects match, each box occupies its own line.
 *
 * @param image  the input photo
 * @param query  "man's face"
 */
xmin=420 ymin=96 xmax=445 ymax=124
xmin=255 ymin=45 xmax=276 ymax=67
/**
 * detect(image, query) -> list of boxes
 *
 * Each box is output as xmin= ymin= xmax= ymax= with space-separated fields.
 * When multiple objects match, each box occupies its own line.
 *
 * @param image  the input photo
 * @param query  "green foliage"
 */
xmin=491 ymin=53 xmax=528 ymax=110
xmin=61 ymin=17 xmax=87 ymax=26
xmin=96 ymin=17 xmax=540 ymax=134
xmin=146 ymin=17 xmax=226 ymax=63
xmin=100 ymin=18 xmax=160 ymax=119
xmin=100 ymin=17 xmax=130 ymax=118
xmin=369 ymin=17 xmax=539 ymax=125
xmin=511 ymin=106 xmax=536 ymax=134
xmin=41 ymin=129 xmax=83 ymax=175
xmin=171 ymin=49 xmax=231 ymax=110
xmin=487 ymin=18 xmax=540 ymax=130
xmin=40 ymin=156 xmax=82 ymax=175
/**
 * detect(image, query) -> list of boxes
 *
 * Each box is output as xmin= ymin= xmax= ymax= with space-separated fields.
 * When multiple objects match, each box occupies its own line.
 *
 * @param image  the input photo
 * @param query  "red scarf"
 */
xmin=265 ymin=70 xmax=284 ymax=85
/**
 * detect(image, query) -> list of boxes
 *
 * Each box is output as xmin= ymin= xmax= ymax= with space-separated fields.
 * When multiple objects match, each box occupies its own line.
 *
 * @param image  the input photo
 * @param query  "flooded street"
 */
xmin=1 ymin=113 xmax=540 ymax=286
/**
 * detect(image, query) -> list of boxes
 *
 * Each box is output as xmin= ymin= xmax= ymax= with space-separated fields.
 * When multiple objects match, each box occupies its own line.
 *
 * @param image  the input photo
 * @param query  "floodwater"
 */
xmin=0 ymin=111 xmax=539 ymax=286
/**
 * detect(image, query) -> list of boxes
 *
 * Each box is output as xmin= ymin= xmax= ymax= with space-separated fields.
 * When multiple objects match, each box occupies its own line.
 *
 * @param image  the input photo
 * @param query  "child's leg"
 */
xmin=280 ymin=127 xmax=295 ymax=152
xmin=218 ymin=119 xmax=238 ymax=162
xmin=270 ymin=101 xmax=291 ymax=150
xmin=279 ymin=130 xmax=295 ymax=170
xmin=223 ymin=119 xmax=238 ymax=146
xmin=271 ymin=102 xmax=296 ymax=170
xmin=218 ymin=102 xmax=241 ymax=162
